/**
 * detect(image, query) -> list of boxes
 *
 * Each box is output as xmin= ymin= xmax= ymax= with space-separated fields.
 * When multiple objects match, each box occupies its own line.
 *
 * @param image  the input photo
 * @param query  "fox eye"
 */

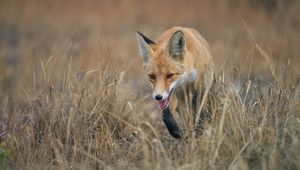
xmin=166 ymin=73 xmax=174 ymax=79
xmin=148 ymin=74 xmax=156 ymax=80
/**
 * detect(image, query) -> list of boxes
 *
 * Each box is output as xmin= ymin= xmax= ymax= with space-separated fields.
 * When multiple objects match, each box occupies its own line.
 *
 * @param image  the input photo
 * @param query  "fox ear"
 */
xmin=136 ymin=31 xmax=155 ymax=63
xmin=167 ymin=30 xmax=185 ymax=61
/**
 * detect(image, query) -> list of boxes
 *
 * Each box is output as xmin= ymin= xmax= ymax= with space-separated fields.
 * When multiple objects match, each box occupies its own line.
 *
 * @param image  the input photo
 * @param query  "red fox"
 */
xmin=136 ymin=27 xmax=214 ymax=138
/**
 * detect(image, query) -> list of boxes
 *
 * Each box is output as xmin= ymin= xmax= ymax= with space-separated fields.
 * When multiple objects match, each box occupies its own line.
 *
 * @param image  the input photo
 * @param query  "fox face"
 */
xmin=145 ymin=54 xmax=184 ymax=109
xmin=136 ymin=30 xmax=191 ymax=110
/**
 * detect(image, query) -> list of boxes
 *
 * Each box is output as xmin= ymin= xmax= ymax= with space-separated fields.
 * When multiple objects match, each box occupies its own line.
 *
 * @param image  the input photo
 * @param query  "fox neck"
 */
xmin=177 ymin=68 xmax=198 ymax=86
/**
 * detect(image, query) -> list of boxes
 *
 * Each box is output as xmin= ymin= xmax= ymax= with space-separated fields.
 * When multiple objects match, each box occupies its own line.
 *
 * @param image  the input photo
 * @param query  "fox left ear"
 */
xmin=167 ymin=30 xmax=185 ymax=61
xmin=136 ymin=31 xmax=155 ymax=63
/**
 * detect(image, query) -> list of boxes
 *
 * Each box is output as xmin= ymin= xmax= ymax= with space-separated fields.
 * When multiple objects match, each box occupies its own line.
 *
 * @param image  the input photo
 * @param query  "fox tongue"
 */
xmin=159 ymin=99 xmax=168 ymax=110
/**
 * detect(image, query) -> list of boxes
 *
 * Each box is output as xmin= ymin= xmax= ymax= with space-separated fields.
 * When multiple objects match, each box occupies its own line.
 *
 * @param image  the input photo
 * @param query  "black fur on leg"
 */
xmin=162 ymin=107 xmax=183 ymax=139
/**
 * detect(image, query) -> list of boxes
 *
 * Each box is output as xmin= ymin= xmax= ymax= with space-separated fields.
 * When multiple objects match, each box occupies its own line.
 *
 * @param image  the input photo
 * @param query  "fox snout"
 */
xmin=152 ymin=80 xmax=178 ymax=102
xmin=154 ymin=95 xmax=163 ymax=101
xmin=152 ymin=90 xmax=169 ymax=101
xmin=152 ymin=84 xmax=177 ymax=110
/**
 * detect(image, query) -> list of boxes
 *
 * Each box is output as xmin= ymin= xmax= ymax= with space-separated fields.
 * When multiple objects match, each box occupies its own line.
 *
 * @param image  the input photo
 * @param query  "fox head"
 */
xmin=136 ymin=30 xmax=189 ymax=110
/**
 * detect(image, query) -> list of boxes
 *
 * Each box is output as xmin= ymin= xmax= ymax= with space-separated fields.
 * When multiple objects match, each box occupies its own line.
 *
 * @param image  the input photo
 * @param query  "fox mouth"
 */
xmin=158 ymin=88 xmax=174 ymax=110
xmin=159 ymin=99 xmax=169 ymax=110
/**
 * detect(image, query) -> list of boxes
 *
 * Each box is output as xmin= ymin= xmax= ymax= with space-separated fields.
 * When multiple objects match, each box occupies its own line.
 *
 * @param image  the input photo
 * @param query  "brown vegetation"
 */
xmin=0 ymin=0 xmax=299 ymax=169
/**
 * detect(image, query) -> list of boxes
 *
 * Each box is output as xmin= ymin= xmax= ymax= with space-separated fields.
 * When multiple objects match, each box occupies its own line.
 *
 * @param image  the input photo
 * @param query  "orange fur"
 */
xmin=136 ymin=26 xmax=214 ymax=132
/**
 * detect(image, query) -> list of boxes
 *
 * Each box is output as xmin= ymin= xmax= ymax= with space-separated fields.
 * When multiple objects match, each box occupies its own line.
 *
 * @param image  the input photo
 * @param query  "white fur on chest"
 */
xmin=169 ymin=68 xmax=198 ymax=92
xmin=178 ymin=68 xmax=198 ymax=86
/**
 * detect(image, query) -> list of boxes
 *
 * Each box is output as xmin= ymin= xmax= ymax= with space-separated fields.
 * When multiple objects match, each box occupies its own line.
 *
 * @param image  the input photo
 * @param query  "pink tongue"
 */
xmin=159 ymin=99 xmax=168 ymax=110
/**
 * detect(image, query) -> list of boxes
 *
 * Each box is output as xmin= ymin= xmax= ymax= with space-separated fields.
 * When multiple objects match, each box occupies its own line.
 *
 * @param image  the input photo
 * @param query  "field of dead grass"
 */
xmin=0 ymin=0 xmax=299 ymax=169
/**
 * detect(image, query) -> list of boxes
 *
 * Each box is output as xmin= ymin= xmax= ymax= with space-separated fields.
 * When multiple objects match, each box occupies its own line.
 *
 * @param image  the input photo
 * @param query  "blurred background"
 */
xmin=0 ymin=0 xmax=299 ymax=98
xmin=0 ymin=1 xmax=300 ymax=169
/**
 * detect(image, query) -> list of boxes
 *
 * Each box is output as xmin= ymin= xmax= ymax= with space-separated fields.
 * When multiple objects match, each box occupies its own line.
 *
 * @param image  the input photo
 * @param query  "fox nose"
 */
xmin=155 ymin=95 xmax=163 ymax=101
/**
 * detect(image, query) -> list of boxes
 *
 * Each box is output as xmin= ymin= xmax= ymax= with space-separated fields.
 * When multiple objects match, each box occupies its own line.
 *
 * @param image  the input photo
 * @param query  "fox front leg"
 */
xmin=162 ymin=107 xmax=183 ymax=139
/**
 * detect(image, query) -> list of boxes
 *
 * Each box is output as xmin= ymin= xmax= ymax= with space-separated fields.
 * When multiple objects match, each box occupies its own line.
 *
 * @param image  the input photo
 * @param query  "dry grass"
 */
xmin=0 ymin=0 xmax=300 ymax=169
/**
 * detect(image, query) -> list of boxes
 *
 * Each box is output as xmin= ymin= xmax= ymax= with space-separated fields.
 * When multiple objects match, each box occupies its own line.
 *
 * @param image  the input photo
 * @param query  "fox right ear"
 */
xmin=167 ymin=30 xmax=185 ymax=61
xmin=136 ymin=31 xmax=155 ymax=63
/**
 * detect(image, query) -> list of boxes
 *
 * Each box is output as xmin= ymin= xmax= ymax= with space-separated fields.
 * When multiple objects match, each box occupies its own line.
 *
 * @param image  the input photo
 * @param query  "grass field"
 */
xmin=0 ymin=0 xmax=299 ymax=169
